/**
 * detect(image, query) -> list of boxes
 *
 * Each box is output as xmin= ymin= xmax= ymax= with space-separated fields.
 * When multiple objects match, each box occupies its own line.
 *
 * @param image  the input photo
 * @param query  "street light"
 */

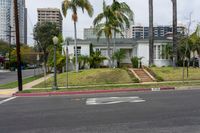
xmin=52 ymin=36 xmax=58 ymax=90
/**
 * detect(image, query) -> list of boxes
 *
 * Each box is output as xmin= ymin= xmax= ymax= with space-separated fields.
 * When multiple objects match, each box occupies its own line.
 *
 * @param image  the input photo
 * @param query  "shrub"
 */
xmin=131 ymin=57 xmax=139 ymax=68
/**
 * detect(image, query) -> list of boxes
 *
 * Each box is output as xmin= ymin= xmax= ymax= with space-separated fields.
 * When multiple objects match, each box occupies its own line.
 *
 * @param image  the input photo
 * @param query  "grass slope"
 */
xmin=34 ymin=68 xmax=134 ymax=88
xmin=151 ymin=67 xmax=200 ymax=81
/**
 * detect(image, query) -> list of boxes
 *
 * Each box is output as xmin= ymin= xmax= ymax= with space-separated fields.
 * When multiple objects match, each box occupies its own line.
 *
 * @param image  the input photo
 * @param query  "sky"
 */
xmin=26 ymin=0 xmax=200 ymax=45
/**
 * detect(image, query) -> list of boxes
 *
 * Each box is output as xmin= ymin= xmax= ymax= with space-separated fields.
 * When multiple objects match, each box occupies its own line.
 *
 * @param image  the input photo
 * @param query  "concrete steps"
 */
xmin=129 ymin=68 xmax=155 ymax=83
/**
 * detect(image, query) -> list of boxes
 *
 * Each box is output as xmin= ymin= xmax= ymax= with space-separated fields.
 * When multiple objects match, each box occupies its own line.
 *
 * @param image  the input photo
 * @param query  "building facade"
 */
xmin=63 ymin=38 xmax=172 ymax=67
xmin=37 ymin=8 xmax=63 ymax=33
xmin=84 ymin=25 xmax=133 ymax=40
xmin=0 ymin=0 xmax=27 ymax=44
xmin=83 ymin=27 xmax=125 ymax=40
xmin=131 ymin=25 xmax=185 ymax=39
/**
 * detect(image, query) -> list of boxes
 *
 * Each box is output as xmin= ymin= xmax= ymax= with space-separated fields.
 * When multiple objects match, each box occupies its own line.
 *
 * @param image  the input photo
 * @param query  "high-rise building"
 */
xmin=37 ymin=8 xmax=63 ymax=33
xmin=0 ymin=0 xmax=27 ymax=44
xmin=83 ymin=26 xmax=130 ymax=40
xmin=131 ymin=25 xmax=185 ymax=39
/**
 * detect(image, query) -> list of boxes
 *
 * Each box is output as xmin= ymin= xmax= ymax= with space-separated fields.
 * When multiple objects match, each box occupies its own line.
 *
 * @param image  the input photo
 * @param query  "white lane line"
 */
xmin=0 ymin=97 xmax=16 ymax=105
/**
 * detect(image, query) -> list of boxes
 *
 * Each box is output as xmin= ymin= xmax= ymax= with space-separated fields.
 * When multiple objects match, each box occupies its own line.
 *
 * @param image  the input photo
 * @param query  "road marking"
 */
xmin=0 ymin=97 xmax=16 ymax=105
xmin=86 ymin=96 xmax=145 ymax=105
xmin=151 ymin=88 xmax=161 ymax=91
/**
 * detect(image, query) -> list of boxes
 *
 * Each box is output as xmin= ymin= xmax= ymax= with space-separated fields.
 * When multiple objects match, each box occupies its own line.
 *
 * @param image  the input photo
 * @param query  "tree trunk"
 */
xmin=149 ymin=0 xmax=154 ymax=66
xmin=182 ymin=58 xmax=185 ymax=82
xmin=107 ymin=37 xmax=111 ymax=68
xmin=74 ymin=21 xmax=79 ymax=72
xmin=113 ymin=31 xmax=116 ymax=68
xmin=172 ymin=0 xmax=178 ymax=67
xmin=187 ymin=59 xmax=189 ymax=78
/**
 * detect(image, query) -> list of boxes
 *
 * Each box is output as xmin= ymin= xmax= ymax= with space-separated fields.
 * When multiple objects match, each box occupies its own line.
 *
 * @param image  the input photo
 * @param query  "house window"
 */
xmin=96 ymin=48 xmax=100 ymax=52
xmin=74 ymin=46 xmax=81 ymax=56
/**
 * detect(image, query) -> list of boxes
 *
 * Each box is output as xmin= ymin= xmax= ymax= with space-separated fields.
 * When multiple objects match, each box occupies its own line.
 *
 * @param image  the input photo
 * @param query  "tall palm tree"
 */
xmin=93 ymin=1 xmax=121 ymax=68
xmin=149 ymin=0 xmax=154 ymax=66
xmin=111 ymin=0 xmax=134 ymax=67
xmin=62 ymin=0 xmax=93 ymax=72
xmin=171 ymin=0 xmax=178 ymax=67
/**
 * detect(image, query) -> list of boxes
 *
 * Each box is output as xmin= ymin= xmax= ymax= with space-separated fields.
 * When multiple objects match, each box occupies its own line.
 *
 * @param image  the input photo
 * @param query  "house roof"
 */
xmin=68 ymin=38 xmax=172 ymax=47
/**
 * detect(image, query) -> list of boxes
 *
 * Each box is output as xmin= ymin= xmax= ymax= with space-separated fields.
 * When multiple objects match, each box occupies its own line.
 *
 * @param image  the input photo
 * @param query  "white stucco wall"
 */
xmin=66 ymin=45 xmax=90 ymax=57
xmin=137 ymin=43 xmax=149 ymax=66
xmin=154 ymin=59 xmax=172 ymax=67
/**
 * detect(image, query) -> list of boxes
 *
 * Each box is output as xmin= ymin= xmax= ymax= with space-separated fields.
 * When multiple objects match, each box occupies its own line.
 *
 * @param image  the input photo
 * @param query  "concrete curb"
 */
xmin=13 ymin=87 xmax=175 ymax=97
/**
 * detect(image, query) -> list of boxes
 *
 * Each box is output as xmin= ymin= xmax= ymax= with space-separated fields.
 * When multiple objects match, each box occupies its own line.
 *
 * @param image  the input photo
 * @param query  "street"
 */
xmin=0 ymin=68 xmax=43 ymax=84
xmin=0 ymin=89 xmax=200 ymax=133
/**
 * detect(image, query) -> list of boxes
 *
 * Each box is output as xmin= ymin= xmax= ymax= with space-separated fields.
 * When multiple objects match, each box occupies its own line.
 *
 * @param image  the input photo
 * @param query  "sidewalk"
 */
xmin=0 ymin=69 xmax=10 ymax=73
xmin=0 ymin=74 xmax=53 ymax=97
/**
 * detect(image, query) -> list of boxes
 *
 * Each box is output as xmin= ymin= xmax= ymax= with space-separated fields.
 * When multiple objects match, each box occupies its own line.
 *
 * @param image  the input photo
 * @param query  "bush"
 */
xmin=131 ymin=57 xmax=139 ymax=68
xmin=151 ymin=64 xmax=157 ymax=67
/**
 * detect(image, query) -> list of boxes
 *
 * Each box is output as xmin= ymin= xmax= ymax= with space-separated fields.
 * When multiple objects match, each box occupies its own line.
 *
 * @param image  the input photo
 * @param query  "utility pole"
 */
xmin=149 ymin=0 xmax=154 ymax=66
xmin=172 ymin=0 xmax=178 ymax=67
xmin=14 ymin=0 xmax=23 ymax=91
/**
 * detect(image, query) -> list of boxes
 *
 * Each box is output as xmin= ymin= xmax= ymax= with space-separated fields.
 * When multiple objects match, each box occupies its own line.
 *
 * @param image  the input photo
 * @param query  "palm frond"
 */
xmin=61 ymin=0 xmax=71 ymax=17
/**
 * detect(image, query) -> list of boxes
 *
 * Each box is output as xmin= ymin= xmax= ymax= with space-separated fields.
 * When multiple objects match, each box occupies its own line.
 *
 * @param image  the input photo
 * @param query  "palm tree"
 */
xmin=149 ymin=0 xmax=154 ymax=66
xmin=62 ymin=0 xmax=93 ymax=72
xmin=171 ymin=0 xmax=178 ymax=67
xmin=93 ymin=1 xmax=121 ymax=68
xmin=111 ymin=0 xmax=134 ymax=67
xmin=112 ymin=49 xmax=126 ymax=68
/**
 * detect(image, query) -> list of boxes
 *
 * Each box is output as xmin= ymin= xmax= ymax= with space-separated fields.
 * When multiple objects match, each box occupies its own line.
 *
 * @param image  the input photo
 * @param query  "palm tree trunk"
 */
xmin=74 ymin=21 xmax=79 ymax=72
xmin=107 ymin=37 xmax=111 ymax=68
xmin=172 ymin=0 xmax=178 ymax=67
xmin=113 ymin=31 xmax=116 ymax=68
xmin=149 ymin=0 xmax=154 ymax=66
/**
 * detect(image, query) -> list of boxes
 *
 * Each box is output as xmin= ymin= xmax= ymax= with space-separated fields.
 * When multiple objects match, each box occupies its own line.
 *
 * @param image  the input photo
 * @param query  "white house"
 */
xmin=63 ymin=38 xmax=172 ymax=67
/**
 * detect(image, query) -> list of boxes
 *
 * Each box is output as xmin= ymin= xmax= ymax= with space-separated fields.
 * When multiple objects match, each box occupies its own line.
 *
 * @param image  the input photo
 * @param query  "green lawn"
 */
xmin=151 ymin=67 xmax=200 ymax=81
xmin=34 ymin=68 xmax=135 ymax=88
xmin=21 ymin=80 xmax=200 ymax=93
xmin=0 ymin=75 xmax=43 ymax=89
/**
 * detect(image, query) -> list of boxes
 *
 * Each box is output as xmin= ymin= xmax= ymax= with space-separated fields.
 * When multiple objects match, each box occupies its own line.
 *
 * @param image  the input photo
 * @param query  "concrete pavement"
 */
xmin=1 ymin=89 xmax=200 ymax=133
xmin=0 ymin=74 xmax=52 ymax=98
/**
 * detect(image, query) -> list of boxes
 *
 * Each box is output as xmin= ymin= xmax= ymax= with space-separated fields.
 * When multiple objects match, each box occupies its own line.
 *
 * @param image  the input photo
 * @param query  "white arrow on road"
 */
xmin=86 ymin=96 xmax=145 ymax=105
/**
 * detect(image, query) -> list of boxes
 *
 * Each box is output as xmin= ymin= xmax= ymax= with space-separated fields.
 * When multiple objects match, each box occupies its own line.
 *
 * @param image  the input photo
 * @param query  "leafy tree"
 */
xmin=62 ymin=0 xmax=94 ymax=72
xmin=47 ymin=50 xmax=66 ymax=73
xmin=112 ymin=49 xmax=126 ymax=68
xmin=190 ymin=25 xmax=200 ymax=67
xmin=10 ymin=45 xmax=36 ymax=65
xmin=33 ymin=22 xmax=60 ymax=73
xmin=0 ymin=40 xmax=10 ymax=56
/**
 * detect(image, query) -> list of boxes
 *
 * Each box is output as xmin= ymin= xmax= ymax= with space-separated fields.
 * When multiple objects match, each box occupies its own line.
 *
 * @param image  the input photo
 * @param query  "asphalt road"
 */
xmin=0 ymin=68 xmax=43 ymax=84
xmin=0 ymin=89 xmax=200 ymax=133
